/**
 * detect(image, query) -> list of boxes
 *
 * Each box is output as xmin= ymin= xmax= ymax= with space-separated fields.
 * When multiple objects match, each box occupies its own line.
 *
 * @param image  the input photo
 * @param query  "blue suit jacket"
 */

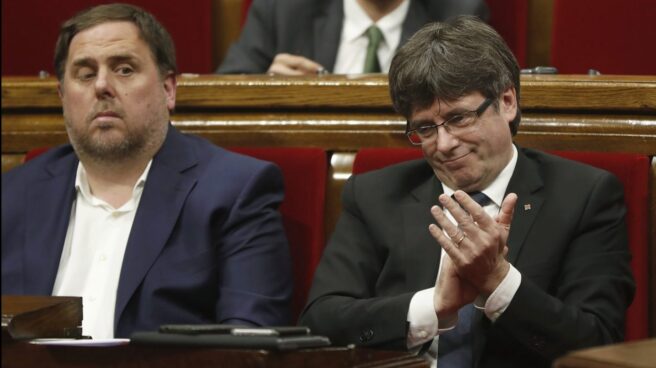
xmin=2 ymin=126 xmax=293 ymax=337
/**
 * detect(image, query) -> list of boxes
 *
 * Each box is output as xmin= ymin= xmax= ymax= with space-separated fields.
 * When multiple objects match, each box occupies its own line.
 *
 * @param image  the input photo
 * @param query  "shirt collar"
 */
xmin=342 ymin=0 xmax=410 ymax=44
xmin=441 ymin=145 xmax=518 ymax=207
xmin=75 ymin=160 xmax=153 ymax=211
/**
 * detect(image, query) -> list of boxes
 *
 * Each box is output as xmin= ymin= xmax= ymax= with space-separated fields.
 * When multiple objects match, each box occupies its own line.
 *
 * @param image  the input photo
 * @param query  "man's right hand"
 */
xmin=433 ymin=253 xmax=477 ymax=321
xmin=267 ymin=53 xmax=325 ymax=75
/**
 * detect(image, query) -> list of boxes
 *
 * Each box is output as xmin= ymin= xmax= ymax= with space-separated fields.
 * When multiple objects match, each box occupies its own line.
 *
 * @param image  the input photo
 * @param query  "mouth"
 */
xmin=91 ymin=111 xmax=122 ymax=127
xmin=440 ymin=152 xmax=471 ymax=164
xmin=94 ymin=111 xmax=120 ymax=119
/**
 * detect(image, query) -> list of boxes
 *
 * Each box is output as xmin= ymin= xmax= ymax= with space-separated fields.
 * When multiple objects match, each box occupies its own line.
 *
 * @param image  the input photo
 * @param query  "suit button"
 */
xmin=529 ymin=335 xmax=546 ymax=351
xmin=359 ymin=329 xmax=374 ymax=343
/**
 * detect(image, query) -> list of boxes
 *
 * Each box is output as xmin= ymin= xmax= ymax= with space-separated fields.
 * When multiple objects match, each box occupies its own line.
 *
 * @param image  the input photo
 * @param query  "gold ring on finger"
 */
xmin=454 ymin=231 xmax=466 ymax=246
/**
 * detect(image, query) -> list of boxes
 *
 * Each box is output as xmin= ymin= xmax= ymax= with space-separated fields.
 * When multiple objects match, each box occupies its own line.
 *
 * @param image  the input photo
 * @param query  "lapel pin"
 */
xmin=524 ymin=204 xmax=532 ymax=211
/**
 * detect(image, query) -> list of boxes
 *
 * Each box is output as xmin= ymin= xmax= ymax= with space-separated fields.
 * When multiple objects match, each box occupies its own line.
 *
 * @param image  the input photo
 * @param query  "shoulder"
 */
xmin=250 ymin=0 xmax=324 ymax=17
xmin=519 ymin=147 xmax=624 ymax=194
xmin=2 ymin=145 xmax=76 ymax=184
xmin=347 ymin=158 xmax=433 ymax=198
xmin=176 ymin=133 xmax=284 ymax=184
xmin=521 ymin=147 xmax=615 ymax=179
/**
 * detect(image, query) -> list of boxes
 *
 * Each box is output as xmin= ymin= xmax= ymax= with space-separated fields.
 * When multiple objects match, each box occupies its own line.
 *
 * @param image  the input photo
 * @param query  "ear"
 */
xmin=57 ymin=82 xmax=64 ymax=100
xmin=499 ymin=87 xmax=517 ymax=124
xmin=162 ymin=72 xmax=177 ymax=111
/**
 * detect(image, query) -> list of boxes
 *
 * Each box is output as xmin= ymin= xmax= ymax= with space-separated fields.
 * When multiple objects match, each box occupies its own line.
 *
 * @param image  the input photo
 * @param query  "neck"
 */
xmin=80 ymin=156 xmax=151 ymax=209
xmin=357 ymin=0 xmax=405 ymax=22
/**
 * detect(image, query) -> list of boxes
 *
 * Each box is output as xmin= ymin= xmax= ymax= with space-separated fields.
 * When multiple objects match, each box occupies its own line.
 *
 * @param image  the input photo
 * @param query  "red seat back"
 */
xmin=228 ymin=147 xmax=327 ymax=322
xmin=551 ymin=0 xmax=656 ymax=74
xmin=486 ymin=0 xmax=528 ymax=68
xmin=353 ymin=147 xmax=649 ymax=340
xmin=2 ymin=0 xmax=213 ymax=75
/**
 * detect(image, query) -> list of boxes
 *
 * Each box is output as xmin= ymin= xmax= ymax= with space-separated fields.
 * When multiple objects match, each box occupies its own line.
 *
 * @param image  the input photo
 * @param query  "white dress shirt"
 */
xmin=406 ymin=145 xmax=522 ymax=349
xmin=52 ymin=161 xmax=152 ymax=339
xmin=333 ymin=0 xmax=410 ymax=74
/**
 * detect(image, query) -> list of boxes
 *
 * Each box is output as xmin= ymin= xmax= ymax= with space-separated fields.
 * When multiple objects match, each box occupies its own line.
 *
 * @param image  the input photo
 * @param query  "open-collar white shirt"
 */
xmin=52 ymin=160 xmax=152 ymax=339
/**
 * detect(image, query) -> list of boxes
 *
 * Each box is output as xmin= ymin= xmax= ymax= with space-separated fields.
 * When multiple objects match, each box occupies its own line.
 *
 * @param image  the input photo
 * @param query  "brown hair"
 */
xmin=389 ymin=15 xmax=521 ymax=135
xmin=54 ymin=3 xmax=176 ymax=80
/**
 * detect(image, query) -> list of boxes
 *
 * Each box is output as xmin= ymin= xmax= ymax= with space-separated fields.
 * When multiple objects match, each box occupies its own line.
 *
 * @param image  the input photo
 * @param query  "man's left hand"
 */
xmin=429 ymin=191 xmax=518 ymax=296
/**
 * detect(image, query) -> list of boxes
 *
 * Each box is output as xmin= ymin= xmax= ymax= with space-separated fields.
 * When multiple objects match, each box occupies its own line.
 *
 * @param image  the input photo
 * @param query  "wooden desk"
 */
xmin=554 ymin=338 xmax=656 ymax=368
xmin=1 ymin=340 xmax=427 ymax=368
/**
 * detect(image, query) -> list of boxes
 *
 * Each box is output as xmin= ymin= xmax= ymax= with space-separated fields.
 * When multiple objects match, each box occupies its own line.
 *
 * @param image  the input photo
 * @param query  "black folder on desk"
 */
xmin=130 ymin=331 xmax=331 ymax=351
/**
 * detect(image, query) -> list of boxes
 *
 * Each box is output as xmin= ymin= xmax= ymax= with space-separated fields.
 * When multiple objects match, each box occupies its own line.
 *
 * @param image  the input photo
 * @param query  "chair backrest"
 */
xmin=2 ymin=0 xmax=213 ymax=75
xmin=24 ymin=146 xmax=328 ymax=323
xmin=224 ymin=147 xmax=328 ymax=322
xmin=353 ymin=147 xmax=649 ymax=340
xmin=551 ymin=0 xmax=656 ymax=74
xmin=486 ymin=0 xmax=528 ymax=68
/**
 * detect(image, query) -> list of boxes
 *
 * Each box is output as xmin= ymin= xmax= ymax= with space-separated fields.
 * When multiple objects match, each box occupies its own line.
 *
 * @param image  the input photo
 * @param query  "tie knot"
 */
xmin=467 ymin=191 xmax=492 ymax=207
xmin=366 ymin=25 xmax=383 ymax=45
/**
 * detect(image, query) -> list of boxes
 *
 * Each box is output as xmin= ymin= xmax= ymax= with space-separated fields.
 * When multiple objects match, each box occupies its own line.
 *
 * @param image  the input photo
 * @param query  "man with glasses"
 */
xmin=300 ymin=16 xmax=634 ymax=367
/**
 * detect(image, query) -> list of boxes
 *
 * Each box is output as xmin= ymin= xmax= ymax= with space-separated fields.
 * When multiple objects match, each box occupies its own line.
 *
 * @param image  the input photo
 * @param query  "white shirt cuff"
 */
xmin=474 ymin=265 xmax=522 ymax=321
xmin=406 ymin=287 xmax=457 ymax=349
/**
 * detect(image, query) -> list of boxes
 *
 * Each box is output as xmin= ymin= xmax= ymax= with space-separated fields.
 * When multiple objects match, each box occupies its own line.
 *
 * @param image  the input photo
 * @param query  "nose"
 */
xmin=94 ymin=69 xmax=115 ymax=99
xmin=433 ymin=125 xmax=460 ymax=153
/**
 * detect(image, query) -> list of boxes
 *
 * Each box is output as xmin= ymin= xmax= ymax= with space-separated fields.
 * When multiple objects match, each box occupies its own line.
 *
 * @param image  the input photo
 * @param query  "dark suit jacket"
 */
xmin=299 ymin=147 xmax=635 ymax=368
xmin=1 ymin=126 xmax=293 ymax=337
xmin=217 ymin=0 xmax=488 ymax=74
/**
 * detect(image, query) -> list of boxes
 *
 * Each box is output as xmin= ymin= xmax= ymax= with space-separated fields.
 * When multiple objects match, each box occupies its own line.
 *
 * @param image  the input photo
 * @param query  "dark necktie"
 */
xmin=363 ymin=25 xmax=383 ymax=73
xmin=467 ymin=191 xmax=492 ymax=207
xmin=438 ymin=191 xmax=491 ymax=367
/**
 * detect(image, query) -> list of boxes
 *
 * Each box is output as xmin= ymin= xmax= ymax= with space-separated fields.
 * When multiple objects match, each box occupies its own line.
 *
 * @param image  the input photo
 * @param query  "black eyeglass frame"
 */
xmin=405 ymin=97 xmax=495 ymax=145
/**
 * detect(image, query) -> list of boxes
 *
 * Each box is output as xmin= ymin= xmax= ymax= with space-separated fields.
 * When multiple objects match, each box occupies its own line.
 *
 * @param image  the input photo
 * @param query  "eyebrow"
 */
xmin=70 ymin=53 xmax=140 ymax=69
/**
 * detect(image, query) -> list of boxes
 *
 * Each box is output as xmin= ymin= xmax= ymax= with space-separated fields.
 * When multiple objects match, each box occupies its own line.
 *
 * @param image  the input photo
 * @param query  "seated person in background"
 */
xmin=217 ymin=0 xmax=488 ymax=75
xmin=1 ymin=3 xmax=292 ymax=339
xmin=300 ymin=16 xmax=635 ymax=368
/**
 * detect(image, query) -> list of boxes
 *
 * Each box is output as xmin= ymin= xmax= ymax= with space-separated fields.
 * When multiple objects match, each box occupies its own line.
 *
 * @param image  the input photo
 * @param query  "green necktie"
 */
xmin=363 ymin=25 xmax=383 ymax=73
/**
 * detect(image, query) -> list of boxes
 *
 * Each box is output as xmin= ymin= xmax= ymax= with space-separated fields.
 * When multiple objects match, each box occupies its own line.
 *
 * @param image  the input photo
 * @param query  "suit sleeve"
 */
xmin=496 ymin=171 xmax=635 ymax=360
xmin=216 ymin=0 xmax=277 ymax=74
xmin=215 ymin=162 xmax=293 ymax=325
xmin=299 ymin=175 xmax=414 ymax=349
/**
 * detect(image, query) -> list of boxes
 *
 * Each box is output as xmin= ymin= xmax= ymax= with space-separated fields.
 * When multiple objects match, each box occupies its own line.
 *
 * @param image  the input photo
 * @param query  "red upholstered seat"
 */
xmin=229 ymin=147 xmax=327 ymax=322
xmin=2 ymin=0 xmax=213 ymax=75
xmin=551 ymin=0 xmax=656 ymax=74
xmin=486 ymin=0 xmax=528 ymax=68
xmin=353 ymin=148 xmax=649 ymax=340
xmin=23 ymin=146 xmax=328 ymax=323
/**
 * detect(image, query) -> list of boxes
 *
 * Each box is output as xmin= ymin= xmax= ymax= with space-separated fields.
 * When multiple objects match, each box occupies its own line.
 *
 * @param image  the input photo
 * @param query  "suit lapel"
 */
xmin=402 ymin=165 xmax=443 ymax=290
xmin=313 ymin=0 xmax=343 ymax=71
xmin=505 ymin=148 xmax=544 ymax=263
xmin=114 ymin=127 xmax=199 ymax=324
xmin=24 ymin=151 xmax=78 ymax=294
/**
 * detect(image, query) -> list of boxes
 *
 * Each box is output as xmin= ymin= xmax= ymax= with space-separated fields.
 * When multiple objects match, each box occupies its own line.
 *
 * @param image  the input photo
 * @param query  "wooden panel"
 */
xmin=652 ymin=159 xmax=656 ymax=336
xmin=554 ymin=338 xmax=656 ymax=368
xmin=212 ymin=0 xmax=244 ymax=71
xmin=1 ymin=342 xmax=429 ymax=368
xmin=527 ymin=0 xmax=554 ymax=67
xmin=4 ymin=75 xmax=656 ymax=110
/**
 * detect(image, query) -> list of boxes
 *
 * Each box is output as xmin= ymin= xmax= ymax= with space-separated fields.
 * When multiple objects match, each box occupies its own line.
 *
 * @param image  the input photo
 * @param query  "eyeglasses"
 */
xmin=405 ymin=97 xmax=494 ymax=145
